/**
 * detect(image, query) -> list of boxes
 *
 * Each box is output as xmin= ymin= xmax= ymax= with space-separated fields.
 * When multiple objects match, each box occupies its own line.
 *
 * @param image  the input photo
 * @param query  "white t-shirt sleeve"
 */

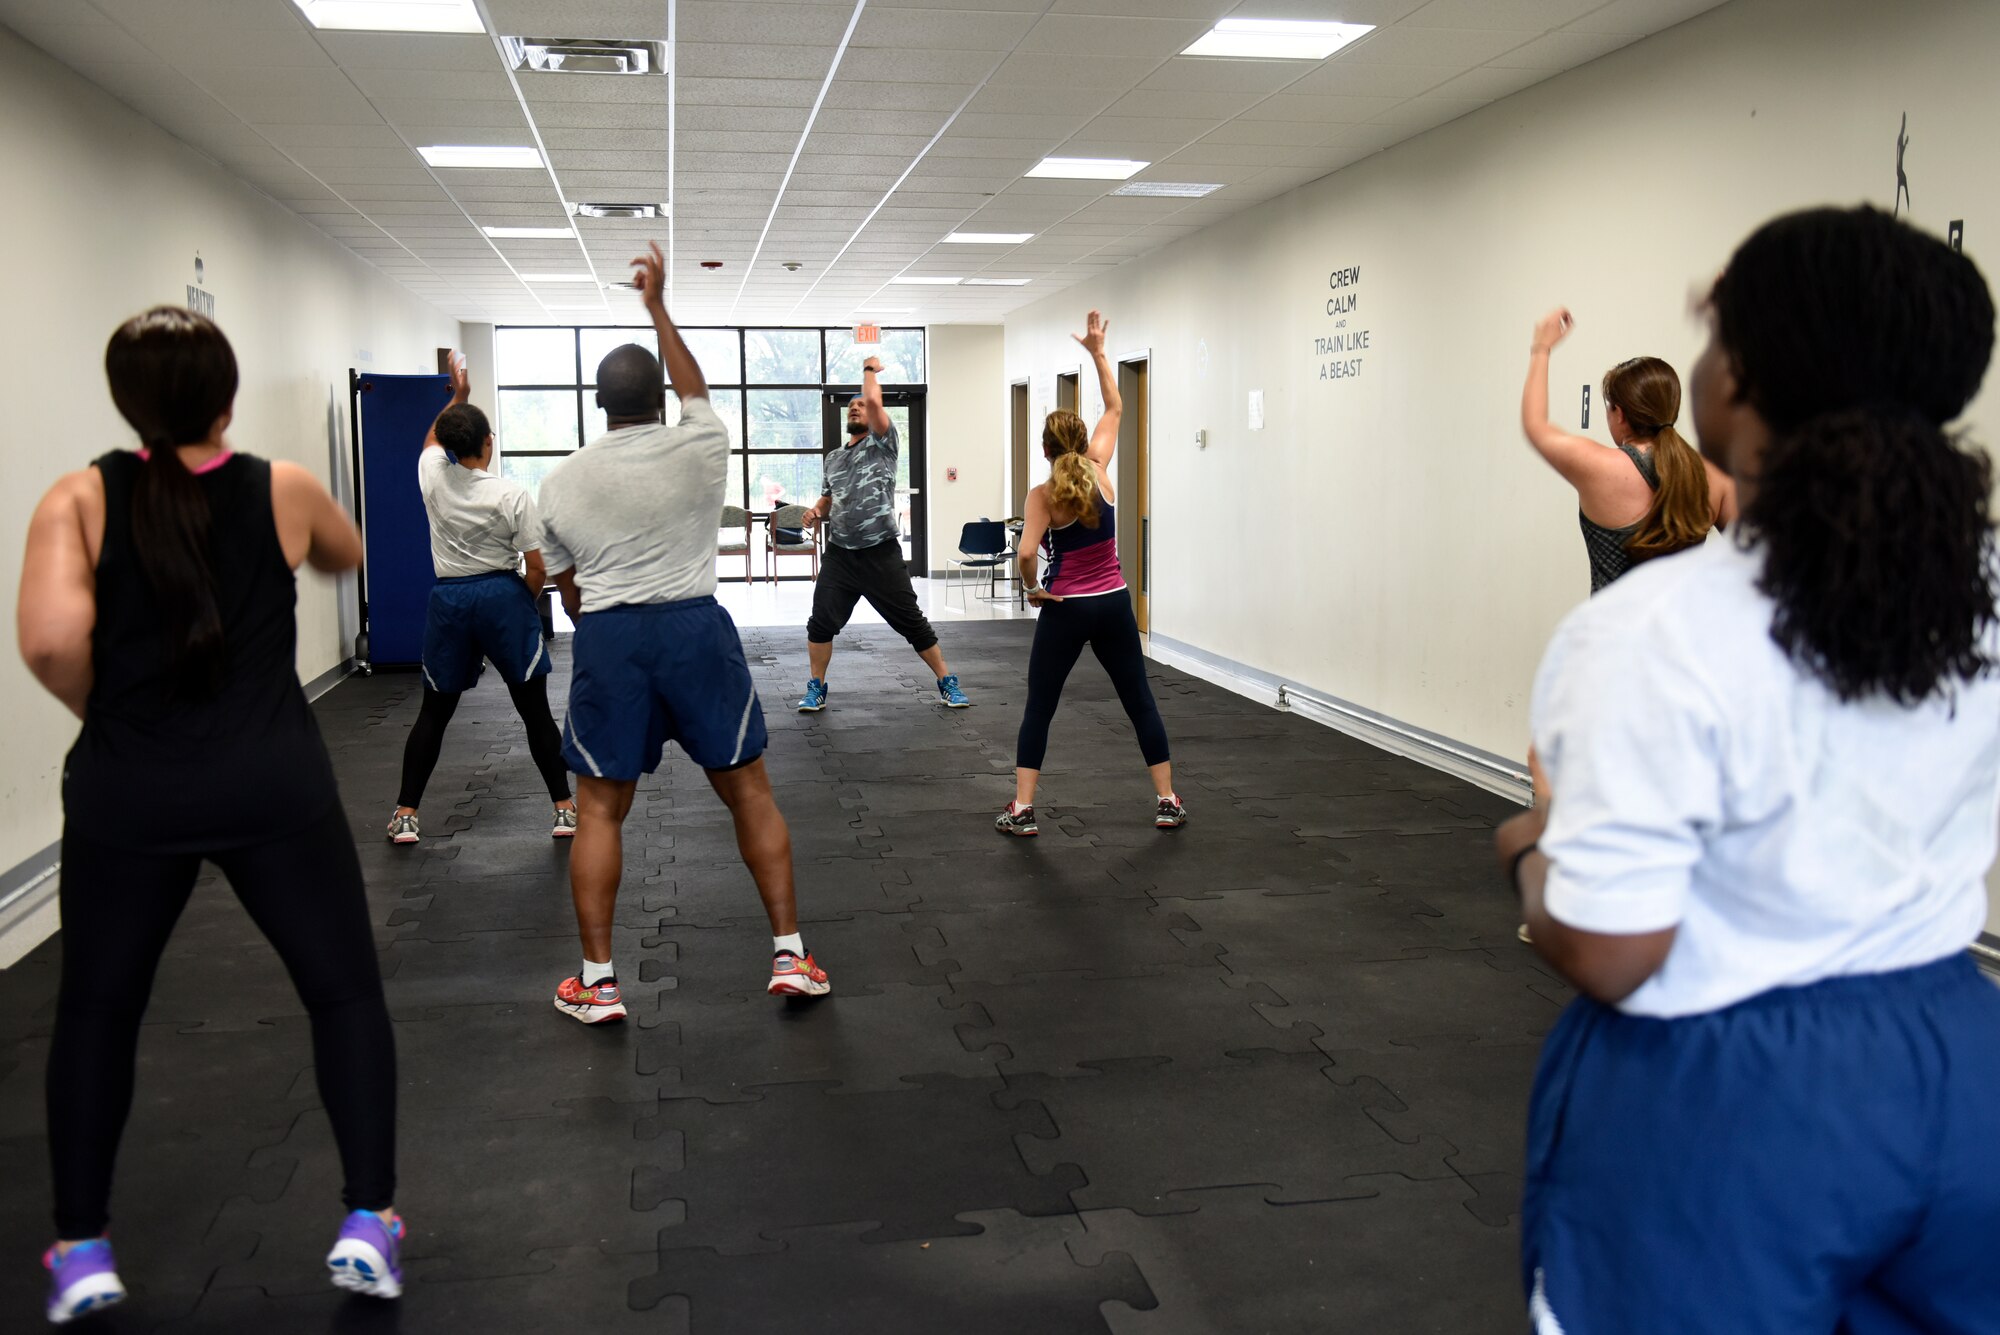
xmin=416 ymin=444 xmax=450 ymax=499
xmin=1531 ymin=603 xmax=1725 ymax=935
xmin=535 ymin=481 xmax=575 ymax=577
xmin=512 ymin=485 xmax=546 ymax=556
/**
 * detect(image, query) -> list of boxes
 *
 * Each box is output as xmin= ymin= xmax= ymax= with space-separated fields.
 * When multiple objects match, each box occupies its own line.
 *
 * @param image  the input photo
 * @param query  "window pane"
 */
xmin=579 ymin=327 xmax=656 ymax=381
xmin=825 ymin=328 xmax=924 ymax=384
xmin=680 ymin=328 xmax=741 ymax=385
xmin=743 ymin=329 xmax=820 ymax=384
xmin=746 ymin=453 xmax=827 ymax=511
xmin=499 ymin=452 xmax=568 ymax=506
xmin=497 ymin=328 xmax=576 ymax=385
xmin=498 ymin=390 xmax=580 ymax=452
xmin=746 ymin=389 xmax=819 ymax=451
xmin=583 ymin=388 xmax=740 ymax=447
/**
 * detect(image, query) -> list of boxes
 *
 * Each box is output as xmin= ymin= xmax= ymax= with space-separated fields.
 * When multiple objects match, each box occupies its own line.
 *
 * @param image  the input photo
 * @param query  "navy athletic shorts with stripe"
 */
xmin=423 ymin=570 xmax=550 ymax=693
xmin=562 ymin=595 xmax=767 ymax=780
xmin=1521 ymin=952 xmax=2000 ymax=1333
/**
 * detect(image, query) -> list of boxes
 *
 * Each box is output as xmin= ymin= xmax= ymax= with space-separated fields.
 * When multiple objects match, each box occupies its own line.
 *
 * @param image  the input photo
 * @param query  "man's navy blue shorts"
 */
xmin=423 ymin=570 xmax=549 ymax=693
xmin=562 ymin=596 xmax=767 ymax=780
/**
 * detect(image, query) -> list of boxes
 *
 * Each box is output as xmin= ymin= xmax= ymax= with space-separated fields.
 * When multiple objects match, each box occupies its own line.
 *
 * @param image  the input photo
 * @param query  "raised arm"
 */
xmin=1076 ymin=310 xmax=1120 ymax=468
xmin=424 ymin=351 xmax=470 ymax=451
xmin=1017 ymin=486 xmax=1062 ymax=607
xmin=1521 ymin=308 xmax=1625 ymax=491
xmin=18 ymin=470 xmax=100 ymax=719
xmin=632 ymin=242 xmax=709 ymax=403
xmin=860 ymin=355 xmax=891 ymax=437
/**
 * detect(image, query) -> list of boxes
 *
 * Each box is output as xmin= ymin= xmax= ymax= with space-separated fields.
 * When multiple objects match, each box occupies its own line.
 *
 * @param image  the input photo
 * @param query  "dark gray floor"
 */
xmin=0 ymin=622 xmax=1561 ymax=1332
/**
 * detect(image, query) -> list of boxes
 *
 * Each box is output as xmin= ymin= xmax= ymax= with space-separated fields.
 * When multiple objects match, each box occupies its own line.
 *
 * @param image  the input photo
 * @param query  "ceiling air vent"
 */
xmin=503 ymin=37 xmax=667 ymax=76
xmin=571 ymin=203 xmax=667 ymax=220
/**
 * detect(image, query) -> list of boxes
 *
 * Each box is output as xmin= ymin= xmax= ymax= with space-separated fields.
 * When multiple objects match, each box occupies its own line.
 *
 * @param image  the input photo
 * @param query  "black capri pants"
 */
xmin=1016 ymin=591 xmax=1171 ymax=771
xmin=807 ymin=538 xmax=938 ymax=653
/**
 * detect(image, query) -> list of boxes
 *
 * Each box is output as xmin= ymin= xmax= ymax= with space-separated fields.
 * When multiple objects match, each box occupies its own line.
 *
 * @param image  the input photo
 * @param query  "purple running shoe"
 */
xmin=325 ymin=1210 xmax=404 ymax=1299
xmin=44 ymin=1239 xmax=126 ymax=1324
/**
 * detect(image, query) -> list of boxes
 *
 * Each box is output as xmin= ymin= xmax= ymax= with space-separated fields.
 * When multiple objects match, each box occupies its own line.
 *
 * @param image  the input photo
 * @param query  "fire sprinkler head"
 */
xmin=782 ymin=261 xmax=802 ymax=271
xmin=700 ymin=260 xmax=723 ymax=270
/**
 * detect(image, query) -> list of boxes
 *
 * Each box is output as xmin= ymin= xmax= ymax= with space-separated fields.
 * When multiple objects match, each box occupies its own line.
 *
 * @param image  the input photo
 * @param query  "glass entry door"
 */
xmin=822 ymin=389 xmax=926 ymax=575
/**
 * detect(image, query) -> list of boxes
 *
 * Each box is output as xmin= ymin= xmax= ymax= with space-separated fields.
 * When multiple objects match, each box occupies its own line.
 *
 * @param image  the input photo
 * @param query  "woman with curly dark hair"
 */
xmin=1496 ymin=206 xmax=2000 ymax=1331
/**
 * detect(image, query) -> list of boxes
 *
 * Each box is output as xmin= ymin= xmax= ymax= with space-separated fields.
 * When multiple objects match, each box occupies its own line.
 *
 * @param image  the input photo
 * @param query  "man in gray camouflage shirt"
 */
xmin=796 ymin=356 xmax=970 ymax=712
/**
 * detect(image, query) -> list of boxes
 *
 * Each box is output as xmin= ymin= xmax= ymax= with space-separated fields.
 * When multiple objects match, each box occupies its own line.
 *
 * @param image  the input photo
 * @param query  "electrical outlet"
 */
xmin=1195 ymin=429 xmax=1208 ymax=450
xmin=1581 ymin=384 xmax=1591 ymax=429
xmin=1949 ymin=219 xmax=1964 ymax=252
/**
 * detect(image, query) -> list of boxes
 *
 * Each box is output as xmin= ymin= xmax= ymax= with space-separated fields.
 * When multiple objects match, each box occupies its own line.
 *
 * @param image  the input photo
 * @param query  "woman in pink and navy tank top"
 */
xmin=996 ymin=310 xmax=1185 ymax=837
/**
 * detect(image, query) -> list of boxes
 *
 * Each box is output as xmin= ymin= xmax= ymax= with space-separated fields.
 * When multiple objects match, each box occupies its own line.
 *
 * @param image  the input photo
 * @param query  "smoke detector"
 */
xmin=503 ymin=37 xmax=667 ymax=76
xmin=571 ymin=202 xmax=666 ymax=220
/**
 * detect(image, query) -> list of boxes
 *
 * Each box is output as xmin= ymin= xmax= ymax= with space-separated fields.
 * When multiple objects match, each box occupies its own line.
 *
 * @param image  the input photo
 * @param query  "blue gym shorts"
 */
xmin=561 ymin=595 xmax=767 ymax=780
xmin=423 ymin=570 xmax=550 ymax=693
xmin=1521 ymin=952 xmax=2000 ymax=1333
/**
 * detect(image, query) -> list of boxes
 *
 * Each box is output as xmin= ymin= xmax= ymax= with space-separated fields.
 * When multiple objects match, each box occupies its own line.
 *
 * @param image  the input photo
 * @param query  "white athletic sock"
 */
xmin=1010 ymin=800 xmax=1031 ymax=814
xmin=582 ymin=958 xmax=615 ymax=985
xmin=773 ymin=933 xmax=804 ymax=958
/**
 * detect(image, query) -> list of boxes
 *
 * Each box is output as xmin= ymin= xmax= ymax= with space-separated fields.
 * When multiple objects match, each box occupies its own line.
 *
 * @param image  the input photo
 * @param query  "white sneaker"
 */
xmin=552 ymin=807 xmax=578 ymax=839
xmin=386 ymin=812 xmax=419 ymax=845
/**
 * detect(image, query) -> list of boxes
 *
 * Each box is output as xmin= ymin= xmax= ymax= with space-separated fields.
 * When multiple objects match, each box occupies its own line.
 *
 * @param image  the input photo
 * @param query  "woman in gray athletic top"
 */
xmin=1520 ymin=308 xmax=1737 ymax=593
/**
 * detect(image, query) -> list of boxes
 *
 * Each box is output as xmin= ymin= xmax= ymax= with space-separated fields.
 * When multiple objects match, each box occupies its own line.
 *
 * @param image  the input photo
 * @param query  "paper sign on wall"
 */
xmin=1247 ymin=390 xmax=1264 ymax=430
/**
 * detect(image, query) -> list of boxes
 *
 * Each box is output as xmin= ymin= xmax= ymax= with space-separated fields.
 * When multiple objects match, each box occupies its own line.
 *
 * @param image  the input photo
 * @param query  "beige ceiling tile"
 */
xmin=290 ymin=145 xmax=428 ymax=170
xmin=1286 ymin=61 xmax=1454 ymax=98
xmin=212 ymin=92 xmax=387 ymax=125
xmin=802 ymin=131 xmax=938 ymax=157
xmin=988 ymin=51 xmax=1161 ymax=89
xmin=1404 ymin=0 xmax=1602 ymax=28
xmin=91 ymin=0 xmax=303 ymax=31
xmin=1489 ymin=30 xmax=1643 ymax=68
xmin=852 ymin=7 xmax=1040 ymax=51
xmin=821 ymin=79 xmax=976 ymax=112
xmin=1344 ymin=25 xmax=1533 ymax=66
xmin=1137 ymin=57 xmax=1301 ymax=94
xmin=963 ymin=83 xmax=1113 ymax=116
xmin=672 ymin=75 xmax=819 ymax=108
xmin=1098 ymin=87 xmax=1261 ymax=120
xmin=1196 ymin=118 xmax=1338 ymax=148
xmin=311 ymin=31 xmax=501 ymax=71
xmin=1017 ymin=13 xmax=1213 ymax=58
xmin=1235 ymin=92 xmax=1402 ymax=123
xmin=9 ymin=20 xmax=167 ymax=68
xmin=1421 ymin=64 xmax=1552 ymax=101
xmin=261 ymin=122 xmax=410 ymax=150
xmin=677 ymin=41 xmax=845 ymax=81
xmin=1564 ymin=0 xmax=1728 ymax=32
xmin=1151 ymin=141 xmax=1297 ymax=166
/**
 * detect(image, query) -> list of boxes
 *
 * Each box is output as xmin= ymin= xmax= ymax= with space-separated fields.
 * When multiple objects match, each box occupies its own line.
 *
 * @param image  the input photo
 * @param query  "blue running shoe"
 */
xmin=937 ymin=674 xmax=971 ymax=708
xmin=327 ymin=1210 xmax=404 ymax=1299
xmin=44 ymin=1239 xmax=125 ymax=1324
xmin=797 ymin=678 xmax=828 ymax=712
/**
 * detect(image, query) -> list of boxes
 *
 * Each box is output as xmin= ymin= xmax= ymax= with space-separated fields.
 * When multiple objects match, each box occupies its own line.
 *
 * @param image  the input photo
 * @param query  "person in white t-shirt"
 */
xmin=387 ymin=356 xmax=575 ymax=845
xmin=1496 ymin=205 xmax=2000 ymax=1332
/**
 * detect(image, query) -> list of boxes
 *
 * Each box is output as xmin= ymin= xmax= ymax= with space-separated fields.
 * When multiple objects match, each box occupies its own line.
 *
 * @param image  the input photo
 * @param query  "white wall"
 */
xmin=1003 ymin=0 xmax=2000 ymax=932
xmin=925 ymin=325 xmax=1007 ymax=571
xmin=0 ymin=24 xmax=458 ymax=878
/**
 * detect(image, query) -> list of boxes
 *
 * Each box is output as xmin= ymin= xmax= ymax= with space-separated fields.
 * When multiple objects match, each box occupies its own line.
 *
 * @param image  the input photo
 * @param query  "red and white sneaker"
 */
xmin=553 ymin=975 xmax=626 ymax=1024
xmin=768 ymin=952 xmax=831 ymax=997
xmin=551 ymin=807 xmax=578 ymax=839
xmin=1155 ymin=795 xmax=1189 ymax=830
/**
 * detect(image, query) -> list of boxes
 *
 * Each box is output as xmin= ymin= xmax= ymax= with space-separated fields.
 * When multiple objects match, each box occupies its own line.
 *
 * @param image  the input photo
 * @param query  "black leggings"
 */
xmin=1016 ymin=592 xmax=1171 ymax=771
xmin=806 ymin=539 xmax=938 ymax=654
xmin=47 ymin=802 xmax=395 ymax=1238
xmin=397 ymin=677 xmax=571 ymax=809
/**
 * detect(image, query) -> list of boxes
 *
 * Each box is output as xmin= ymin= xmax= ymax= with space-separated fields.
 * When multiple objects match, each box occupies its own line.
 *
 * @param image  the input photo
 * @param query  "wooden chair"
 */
xmin=765 ymin=504 xmax=820 ymax=581
xmin=719 ymin=505 xmax=752 ymax=582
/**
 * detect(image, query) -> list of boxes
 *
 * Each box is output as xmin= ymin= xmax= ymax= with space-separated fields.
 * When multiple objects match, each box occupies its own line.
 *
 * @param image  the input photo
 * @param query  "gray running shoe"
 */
xmin=994 ymin=804 xmax=1038 ymax=837
xmin=552 ymin=807 xmax=578 ymax=839
xmin=1154 ymin=796 xmax=1188 ymax=829
xmin=386 ymin=812 xmax=420 ymax=845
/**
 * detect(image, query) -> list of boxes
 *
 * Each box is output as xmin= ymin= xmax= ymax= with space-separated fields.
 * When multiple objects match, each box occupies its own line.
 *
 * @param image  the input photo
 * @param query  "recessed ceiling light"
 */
xmin=290 ymin=0 xmax=482 ymax=33
xmin=502 ymin=37 xmax=668 ymax=76
xmin=962 ymin=278 xmax=1031 ymax=286
xmin=420 ymin=145 xmax=543 ymax=169
xmin=943 ymin=232 xmax=1034 ymax=245
xmin=1181 ymin=18 xmax=1373 ymax=60
xmin=521 ymin=274 xmax=595 ymax=282
xmin=1026 ymin=157 xmax=1149 ymax=181
xmin=483 ymin=226 xmax=576 ymax=238
xmin=1112 ymin=181 xmax=1225 ymax=198
xmin=890 ymin=277 xmax=964 ymax=285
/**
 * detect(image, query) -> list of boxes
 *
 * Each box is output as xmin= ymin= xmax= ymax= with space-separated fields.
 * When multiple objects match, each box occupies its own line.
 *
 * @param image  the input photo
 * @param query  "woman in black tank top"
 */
xmin=1519 ymin=308 xmax=1737 ymax=594
xmin=16 ymin=309 xmax=404 ymax=1320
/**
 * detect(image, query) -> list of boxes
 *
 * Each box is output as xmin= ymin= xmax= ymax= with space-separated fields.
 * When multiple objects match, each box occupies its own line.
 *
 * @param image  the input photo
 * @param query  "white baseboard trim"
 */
xmin=1145 ymin=633 xmax=1532 ymax=807
xmin=305 ymin=657 xmax=357 ymax=701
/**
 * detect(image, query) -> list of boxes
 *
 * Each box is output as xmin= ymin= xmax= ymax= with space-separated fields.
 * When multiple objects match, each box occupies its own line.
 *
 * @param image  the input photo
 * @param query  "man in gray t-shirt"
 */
xmin=796 ymin=357 xmax=970 ymax=713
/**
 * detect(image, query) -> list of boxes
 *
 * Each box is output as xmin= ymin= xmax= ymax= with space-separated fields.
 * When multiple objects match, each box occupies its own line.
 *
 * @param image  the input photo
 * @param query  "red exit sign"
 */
xmin=852 ymin=323 xmax=881 ymax=344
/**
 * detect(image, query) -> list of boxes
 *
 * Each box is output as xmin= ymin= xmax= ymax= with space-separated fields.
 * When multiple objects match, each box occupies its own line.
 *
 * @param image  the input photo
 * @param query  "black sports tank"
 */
xmin=1578 ymin=443 xmax=1660 ymax=594
xmin=63 ymin=451 xmax=341 ymax=852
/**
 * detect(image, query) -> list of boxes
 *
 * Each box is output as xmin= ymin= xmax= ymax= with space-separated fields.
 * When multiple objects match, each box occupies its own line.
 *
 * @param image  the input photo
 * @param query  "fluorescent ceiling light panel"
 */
xmin=419 ymin=145 xmax=543 ymax=169
xmin=1026 ymin=157 xmax=1148 ymax=181
xmin=521 ymin=274 xmax=595 ymax=282
xmin=1181 ymin=19 xmax=1373 ymax=60
xmin=483 ymin=226 xmax=576 ymax=238
xmin=943 ymin=232 xmax=1034 ymax=245
xmin=962 ymin=278 xmax=1030 ymax=286
xmin=290 ymin=0 xmax=483 ymax=33
xmin=1113 ymin=181 xmax=1225 ymax=198
xmin=889 ymin=277 xmax=963 ymax=285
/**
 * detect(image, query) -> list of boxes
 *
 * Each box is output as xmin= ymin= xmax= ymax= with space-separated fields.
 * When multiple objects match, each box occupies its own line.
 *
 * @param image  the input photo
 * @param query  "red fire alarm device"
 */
xmin=946 ymin=467 xmax=958 ymax=482
xmin=852 ymin=323 xmax=881 ymax=344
